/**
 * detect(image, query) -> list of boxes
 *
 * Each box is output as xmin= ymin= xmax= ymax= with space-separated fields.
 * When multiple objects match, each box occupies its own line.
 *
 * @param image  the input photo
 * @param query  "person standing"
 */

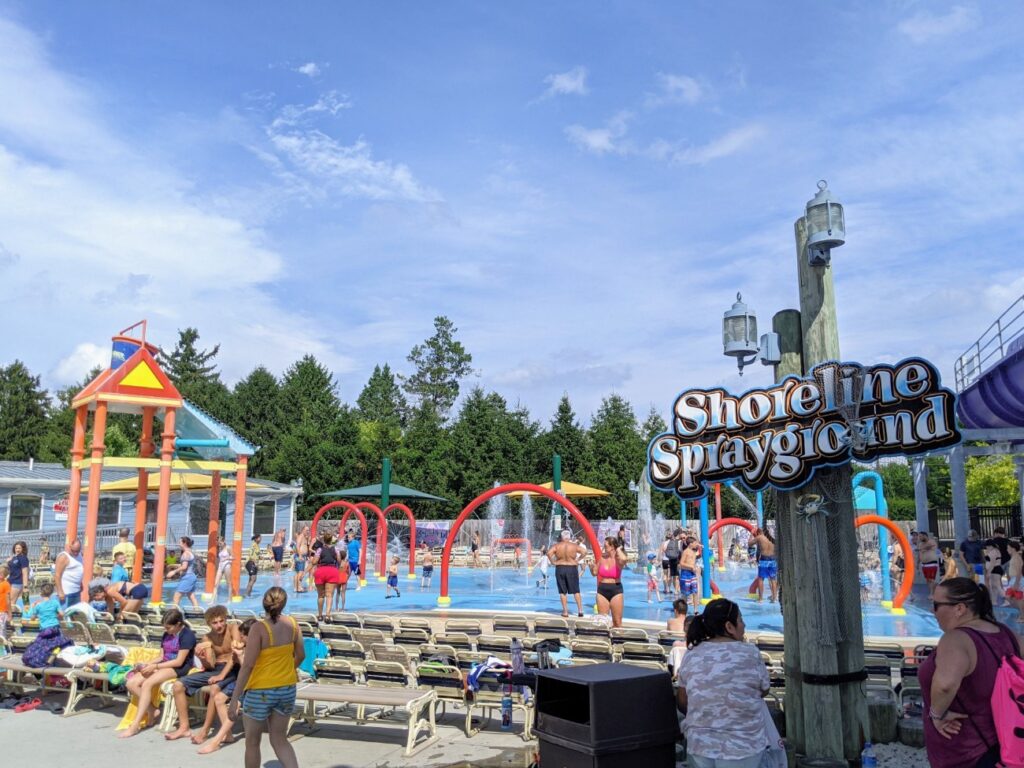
xmin=228 ymin=587 xmax=304 ymax=768
xmin=213 ymin=536 xmax=234 ymax=600
xmin=591 ymin=537 xmax=627 ymax=627
xmin=549 ymin=530 xmax=587 ymax=618
xmin=292 ymin=525 xmax=311 ymax=593
xmin=244 ymin=534 xmax=262 ymax=598
xmin=754 ymin=528 xmax=778 ymax=603
xmin=471 ymin=532 xmax=482 ymax=568
xmin=922 ymin=578 xmax=1019 ymax=768
xmin=311 ymin=532 xmax=340 ymax=622
xmin=269 ymin=529 xmax=286 ymax=577
xmin=6 ymin=541 xmax=31 ymax=607
xmin=54 ymin=538 xmax=84 ymax=608
xmin=919 ymin=532 xmax=941 ymax=599
xmin=678 ymin=539 xmax=701 ymax=614
xmin=112 ymin=528 xmax=137 ymax=573
xmin=420 ymin=543 xmax=435 ymax=589
xmin=664 ymin=531 xmax=681 ymax=597
xmin=958 ymin=530 xmax=985 ymax=582
xmin=169 ymin=536 xmax=200 ymax=608
xmin=347 ymin=531 xmax=362 ymax=589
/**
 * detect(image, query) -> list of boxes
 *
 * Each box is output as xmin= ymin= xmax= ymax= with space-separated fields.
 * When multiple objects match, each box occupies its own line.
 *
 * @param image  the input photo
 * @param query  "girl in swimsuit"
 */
xmin=590 ymin=537 xmax=628 ymax=628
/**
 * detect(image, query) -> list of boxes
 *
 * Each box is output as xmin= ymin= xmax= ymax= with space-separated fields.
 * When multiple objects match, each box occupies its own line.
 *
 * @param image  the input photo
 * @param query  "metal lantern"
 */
xmin=723 ymin=293 xmax=759 ymax=374
xmin=805 ymin=179 xmax=845 ymax=266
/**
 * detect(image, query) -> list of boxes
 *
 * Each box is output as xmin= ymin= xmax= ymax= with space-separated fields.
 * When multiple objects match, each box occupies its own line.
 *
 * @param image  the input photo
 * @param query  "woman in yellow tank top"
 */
xmin=228 ymin=586 xmax=304 ymax=768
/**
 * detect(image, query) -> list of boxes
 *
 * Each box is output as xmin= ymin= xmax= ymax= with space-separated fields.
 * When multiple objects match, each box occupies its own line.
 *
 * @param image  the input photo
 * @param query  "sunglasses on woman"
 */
xmin=932 ymin=600 xmax=963 ymax=611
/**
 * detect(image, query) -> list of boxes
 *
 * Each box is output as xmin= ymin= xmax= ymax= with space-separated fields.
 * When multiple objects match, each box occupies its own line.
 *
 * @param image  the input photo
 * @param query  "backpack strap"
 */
xmin=951 ymin=625 xmax=1018 ymax=761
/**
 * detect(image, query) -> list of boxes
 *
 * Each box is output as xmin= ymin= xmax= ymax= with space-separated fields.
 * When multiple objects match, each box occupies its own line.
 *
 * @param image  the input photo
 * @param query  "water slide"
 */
xmin=954 ymin=293 xmax=1024 ymax=430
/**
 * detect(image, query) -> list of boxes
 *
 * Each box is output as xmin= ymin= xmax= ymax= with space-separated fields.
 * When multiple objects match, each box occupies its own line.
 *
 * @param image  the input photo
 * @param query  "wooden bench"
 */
xmin=291 ymin=682 xmax=438 ymax=756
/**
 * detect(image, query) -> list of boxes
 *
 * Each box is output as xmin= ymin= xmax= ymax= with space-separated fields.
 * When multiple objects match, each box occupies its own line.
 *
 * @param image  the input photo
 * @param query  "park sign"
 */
xmin=647 ymin=357 xmax=961 ymax=501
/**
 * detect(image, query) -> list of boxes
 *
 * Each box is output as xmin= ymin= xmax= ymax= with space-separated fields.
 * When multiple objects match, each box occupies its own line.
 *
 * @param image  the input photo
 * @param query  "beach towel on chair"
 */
xmin=22 ymin=625 xmax=73 ymax=668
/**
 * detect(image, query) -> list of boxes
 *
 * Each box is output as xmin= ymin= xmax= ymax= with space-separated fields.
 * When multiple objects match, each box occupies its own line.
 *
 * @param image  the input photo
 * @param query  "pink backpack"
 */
xmin=973 ymin=630 xmax=1024 ymax=768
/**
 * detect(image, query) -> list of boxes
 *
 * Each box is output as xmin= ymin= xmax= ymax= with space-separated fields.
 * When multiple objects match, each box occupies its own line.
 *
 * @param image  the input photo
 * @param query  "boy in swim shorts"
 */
xmin=385 ymin=556 xmax=401 ymax=599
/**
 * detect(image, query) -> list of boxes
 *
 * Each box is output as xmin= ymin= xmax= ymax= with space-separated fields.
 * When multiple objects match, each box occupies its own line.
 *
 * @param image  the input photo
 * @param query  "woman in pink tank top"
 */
xmin=921 ymin=577 xmax=1020 ymax=768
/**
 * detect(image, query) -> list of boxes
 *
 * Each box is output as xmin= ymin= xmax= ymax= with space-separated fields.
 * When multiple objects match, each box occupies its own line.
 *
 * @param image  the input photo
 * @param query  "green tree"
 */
xmin=277 ymin=355 xmax=342 ymax=427
xmin=582 ymin=394 xmax=645 ymax=519
xmin=269 ymin=412 xmax=357 ymax=517
xmin=357 ymin=364 xmax=408 ymax=426
xmin=543 ymin=394 xmax=589 ymax=479
xmin=158 ymin=328 xmax=232 ymax=421
xmin=231 ymin=366 xmax=281 ymax=477
xmin=925 ymin=456 xmax=952 ymax=507
xmin=394 ymin=404 xmax=456 ymax=512
xmin=0 ymin=361 xmax=52 ymax=461
xmin=640 ymin=405 xmax=667 ymax=444
xmin=966 ymin=456 xmax=1020 ymax=506
xmin=400 ymin=316 xmax=474 ymax=418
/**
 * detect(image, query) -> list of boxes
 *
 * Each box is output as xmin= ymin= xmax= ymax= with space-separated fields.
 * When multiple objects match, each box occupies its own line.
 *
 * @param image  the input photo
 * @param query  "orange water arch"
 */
xmin=855 ymin=514 xmax=914 ymax=612
xmin=383 ymin=503 xmax=417 ymax=580
xmin=439 ymin=483 xmax=601 ymax=606
xmin=310 ymin=500 xmax=369 ymax=586
xmin=333 ymin=502 xmax=388 ymax=580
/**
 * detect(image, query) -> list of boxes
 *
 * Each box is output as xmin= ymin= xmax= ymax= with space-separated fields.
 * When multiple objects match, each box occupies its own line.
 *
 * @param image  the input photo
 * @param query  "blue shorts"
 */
xmin=242 ymin=685 xmax=296 ymax=721
xmin=422 ymin=565 xmax=434 ymax=576
xmin=758 ymin=557 xmax=778 ymax=581
xmin=973 ymin=563 xmax=985 ymax=576
xmin=176 ymin=572 xmax=197 ymax=595
xmin=387 ymin=574 xmax=398 ymax=587
xmin=350 ymin=562 xmax=360 ymax=576
xmin=294 ymin=557 xmax=306 ymax=573
xmin=679 ymin=569 xmax=698 ymax=596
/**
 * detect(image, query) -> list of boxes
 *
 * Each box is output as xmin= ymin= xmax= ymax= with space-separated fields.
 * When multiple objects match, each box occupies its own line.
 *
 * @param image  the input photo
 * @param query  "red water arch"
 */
xmin=855 ymin=514 xmax=914 ymax=611
xmin=383 ymin=503 xmax=417 ymax=579
xmin=357 ymin=502 xmax=388 ymax=580
xmin=439 ymin=483 xmax=602 ymax=606
xmin=704 ymin=518 xmax=757 ymax=597
xmin=310 ymin=500 xmax=369 ymax=585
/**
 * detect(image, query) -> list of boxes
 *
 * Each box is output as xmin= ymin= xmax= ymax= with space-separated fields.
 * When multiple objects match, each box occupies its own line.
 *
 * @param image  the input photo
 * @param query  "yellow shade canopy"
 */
xmin=505 ymin=480 xmax=611 ymax=498
xmin=99 ymin=472 xmax=268 ymax=493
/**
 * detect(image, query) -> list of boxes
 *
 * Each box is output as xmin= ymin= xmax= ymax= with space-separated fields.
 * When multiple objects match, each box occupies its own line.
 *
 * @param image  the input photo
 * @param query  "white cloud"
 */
xmin=542 ymin=66 xmax=589 ymax=98
xmin=898 ymin=5 xmax=979 ymax=44
xmin=295 ymin=61 xmax=321 ymax=78
xmin=670 ymin=124 xmax=765 ymax=165
xmin=645 ymin=73 xmax=705 ymax=107
xmin=564 ymin=111 xmax=631 ymax=155
xmin=52 ymin=343 xmax=108 ymax=384
xmin=270 ymin=91 xmax=351 ymax=129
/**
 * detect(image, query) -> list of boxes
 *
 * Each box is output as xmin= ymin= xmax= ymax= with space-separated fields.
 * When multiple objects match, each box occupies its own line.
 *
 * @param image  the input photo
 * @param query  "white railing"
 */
xmin=955 ymin=292 xmax=1024 ymax=392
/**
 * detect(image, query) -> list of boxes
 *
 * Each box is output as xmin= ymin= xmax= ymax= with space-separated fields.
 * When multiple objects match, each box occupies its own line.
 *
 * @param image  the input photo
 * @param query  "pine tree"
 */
xmin=356 ymin=364 xmax=408 ymax=426
xmin=277 ymin=355 xmax=342 ymax=427
xmin=394 ymin=403 xmax=455 ymax=511
xmin=0 ymin=361 xmax=52 ymax=461
xmin=544 ymin=394 xmax=589 ymax=479
xmin=400 ymin=316 xmax=474 ymax=418
xmin=641 ymin=405 xmax=668 ymax=443
xmin=231 ymin=366 xmax=281 ymax=477
xmin=158 ymin=328 xmax=232 ymax=421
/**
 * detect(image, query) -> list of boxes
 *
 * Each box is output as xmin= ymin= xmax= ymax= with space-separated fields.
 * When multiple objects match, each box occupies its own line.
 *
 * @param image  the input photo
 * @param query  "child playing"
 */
xmin=420 ymin=544 xmax=434 ymax=590
xmin=0 ymin=565 xmax=11 ymax=637
xmin=535 ymin=548 xmax=550 ymax=589
xmin=513 ymin=545 xmax=522 ymax=570
xmin=194 ymin=618 xmax=254 ymax=754
xmin=385 ymin=556 xmax=401 ymax=599
xmin=38 ymin=538 xmax=51 ymax=567
xmin=645 ymin=552 xmax=662 ymax=603
xmin=23 ymin=583 xmax=63 ymax=629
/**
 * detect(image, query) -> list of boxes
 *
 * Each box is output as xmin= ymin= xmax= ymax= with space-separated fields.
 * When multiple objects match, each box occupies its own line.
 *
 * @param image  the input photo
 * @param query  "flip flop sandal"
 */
xmin=14 ymin=697 xmax=42 ymax=713
xmin=41 ymin=701 xmax=64 ymax=715
xmin=0 ymin=697 xmax=19 ymax=709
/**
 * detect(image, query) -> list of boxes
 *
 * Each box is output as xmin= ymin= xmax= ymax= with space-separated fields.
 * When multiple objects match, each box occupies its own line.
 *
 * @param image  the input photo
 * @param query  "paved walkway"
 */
xmin=0 ymin=691 xmax=538 ymax=768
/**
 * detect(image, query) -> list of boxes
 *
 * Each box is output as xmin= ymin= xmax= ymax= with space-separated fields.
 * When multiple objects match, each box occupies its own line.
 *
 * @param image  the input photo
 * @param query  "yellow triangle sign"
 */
xmin=120 ymin=360 xmax=163 ymax=390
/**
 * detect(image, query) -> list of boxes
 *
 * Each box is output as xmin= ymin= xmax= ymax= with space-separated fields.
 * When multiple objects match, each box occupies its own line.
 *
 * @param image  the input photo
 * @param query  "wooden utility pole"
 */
xmin=787 ymin=216 xmax=868 ymax=761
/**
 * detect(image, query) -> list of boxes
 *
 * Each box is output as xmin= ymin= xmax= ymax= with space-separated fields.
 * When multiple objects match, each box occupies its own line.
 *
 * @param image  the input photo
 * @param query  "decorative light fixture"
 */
xmin=804 ymin=179 xmax=845 ymax=266
xmin=723 ymin=293 xmax=781 ymax=375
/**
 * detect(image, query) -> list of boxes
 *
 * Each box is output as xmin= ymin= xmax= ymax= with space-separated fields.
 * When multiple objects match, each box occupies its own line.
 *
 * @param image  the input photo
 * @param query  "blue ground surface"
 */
xmin=163 ymin=561 xmax=950 ymax=639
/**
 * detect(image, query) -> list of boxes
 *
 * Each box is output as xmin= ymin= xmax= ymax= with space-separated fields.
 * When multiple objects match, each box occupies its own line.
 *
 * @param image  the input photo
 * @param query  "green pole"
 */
xmin=552 ymin=454 xmax=563 ymax=532
xmin=381 ymin=457 xmax=392 ymax=510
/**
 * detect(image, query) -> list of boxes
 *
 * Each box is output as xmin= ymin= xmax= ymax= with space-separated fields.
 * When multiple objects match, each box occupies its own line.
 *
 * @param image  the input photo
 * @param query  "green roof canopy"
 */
xmin=317 ymin=483 xmax=450 ymax=503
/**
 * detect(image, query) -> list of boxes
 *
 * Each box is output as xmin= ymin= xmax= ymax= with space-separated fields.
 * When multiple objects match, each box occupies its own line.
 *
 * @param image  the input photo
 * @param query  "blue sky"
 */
xmin=1 ymin=2 xmax=1022 ymax=426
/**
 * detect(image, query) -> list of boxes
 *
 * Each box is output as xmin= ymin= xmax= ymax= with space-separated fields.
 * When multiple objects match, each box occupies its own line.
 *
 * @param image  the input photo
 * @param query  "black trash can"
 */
xmin=534 ymin=662 xmax=679 ymax=768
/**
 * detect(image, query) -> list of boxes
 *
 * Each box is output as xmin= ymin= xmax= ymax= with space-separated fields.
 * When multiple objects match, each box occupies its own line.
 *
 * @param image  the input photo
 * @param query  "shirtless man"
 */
xmin=165 ymin=604 xmax=240 ymax=741
xmin=293 ymin=525 xmax=311 ymax=592
xmin=420 ymin=543 xmax=434 ymax=589
xmin=918 ymin=531 xmax=940 ymax=599
xmin=549 ymin=530 xmax=587 ymax=618
xmin=269 ymin=528 xmax=286 ymax=576
xmin=678 ymin=539 xmax=701 ymax=614
xmin=754 ymin=528 xmax=778 ymax=603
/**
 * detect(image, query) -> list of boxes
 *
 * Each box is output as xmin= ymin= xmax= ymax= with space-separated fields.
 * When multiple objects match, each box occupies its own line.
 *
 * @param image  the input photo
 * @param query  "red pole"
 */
xmin=80 ymin=402 xmax=108 ymax=601
xmin=355 ymin=502 xmax=387 ymax=580
xmin=150 ymin=407 xmax=176 ymax=605
xmin=383 ymin=503 xmax=417 ymax=579
xmin=65 ymin=405 xmax=88 ymax=547
xmin=714 ymin=483 xmax=724 ymax=571
xmin=311 ymin=500 xmax=370 ymax=586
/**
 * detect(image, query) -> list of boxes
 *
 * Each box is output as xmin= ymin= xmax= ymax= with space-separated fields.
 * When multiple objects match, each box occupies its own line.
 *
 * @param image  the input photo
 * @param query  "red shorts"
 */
xmin=336 ymin=567 xmax=350 ymax=585
xmin=922 ymin=563 xmax=939 ymax=581
xmin=314 ymin=565 xmax=340 ymax=585
xmin=1007 ymin=588 xmax=1023 ymax=600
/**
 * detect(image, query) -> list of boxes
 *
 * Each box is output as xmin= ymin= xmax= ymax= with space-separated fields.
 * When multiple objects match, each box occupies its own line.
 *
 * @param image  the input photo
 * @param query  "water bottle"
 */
xmin=860 ymin=741 xmax=877 ymax=768
xmin=501 ymin=689 xmax=513 ymax=730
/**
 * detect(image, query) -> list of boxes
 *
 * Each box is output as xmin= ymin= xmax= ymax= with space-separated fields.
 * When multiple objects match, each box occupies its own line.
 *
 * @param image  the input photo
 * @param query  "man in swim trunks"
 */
xmin=918 ymin=531 xmax=940 ymax=598
xmin=292 ymin=525 xmax=310 ymax=592
xmin=420 ymin=543 xmax=434 ymax=589
xmin=549 ymin=530 xmax=587 ymax=617
xmin=270 ymin=528 xmax=286 ymax=576
xmin=754 ymin=528 xmax=778 ymax=603
xmin=678 ymin=539 xmax=701 ymax=614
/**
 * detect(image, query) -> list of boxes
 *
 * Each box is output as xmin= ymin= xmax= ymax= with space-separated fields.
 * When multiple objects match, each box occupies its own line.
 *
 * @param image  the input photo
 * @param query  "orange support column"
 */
xmin=80 ymin=402 xmax=108 ymax=601
xmin=65 ymin=405 xmax=88 ymax=547
xmin=230 ymin=456 xmax=248 ymax=602
xmin=149 ymin=408 xmax=177 ymax=606
xmin=132 ymin=407 xmax=155 ymax=583
xmin=714 ymin=483 xmax=725 ymax=572
xmin=203 ymin=471 xmax=222 ymax=598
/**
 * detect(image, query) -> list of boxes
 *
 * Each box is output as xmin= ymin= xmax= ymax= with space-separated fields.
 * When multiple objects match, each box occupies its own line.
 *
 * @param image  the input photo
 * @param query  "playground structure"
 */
xmin=438 ymin=483 xmax=602 ymax=606
xmin=309 ymin=500 xmax=370 ymax=586
xmin=490 ymin=537 xmax=531 ymax=569
xmin=67 ymin=322 xmax=255 ymax=603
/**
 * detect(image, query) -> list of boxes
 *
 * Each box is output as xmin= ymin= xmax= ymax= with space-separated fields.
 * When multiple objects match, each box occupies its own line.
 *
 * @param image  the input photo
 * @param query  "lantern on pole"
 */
xmin=804 ymin=179 xmax=846 ymax=266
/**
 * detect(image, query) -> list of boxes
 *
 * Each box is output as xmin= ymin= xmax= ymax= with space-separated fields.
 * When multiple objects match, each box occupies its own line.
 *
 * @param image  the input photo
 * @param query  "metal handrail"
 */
xmin=954 ymin=292 xmax=1024 ymax=391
